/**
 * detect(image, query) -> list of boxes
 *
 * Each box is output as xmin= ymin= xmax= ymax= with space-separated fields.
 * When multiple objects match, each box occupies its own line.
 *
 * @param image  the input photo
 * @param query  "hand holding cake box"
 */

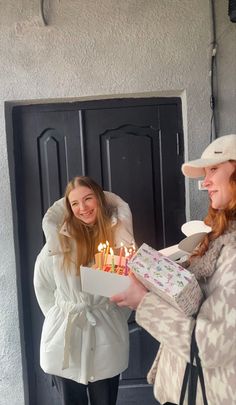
xmin=82 ymin=221 xmax=208 ymax=305
xmin=80 ymin=241 xmax=135 ymax=297
xmin=128 ymin=243 xmax=203 ymax=316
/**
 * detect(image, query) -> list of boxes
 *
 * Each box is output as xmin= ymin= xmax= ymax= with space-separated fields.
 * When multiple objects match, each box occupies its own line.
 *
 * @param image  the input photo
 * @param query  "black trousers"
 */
xmin=52 ymin=374 xmax=120 ymax=405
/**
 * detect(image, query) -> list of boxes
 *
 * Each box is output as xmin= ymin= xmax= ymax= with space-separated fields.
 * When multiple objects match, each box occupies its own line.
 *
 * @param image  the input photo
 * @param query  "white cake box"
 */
xmin=80 ymin=254 xmax=130 ymax=297
xmin=128 ymin=243 xmax=203 ymax=316
xmin=80 ymin=221 xmax=210 ymax=302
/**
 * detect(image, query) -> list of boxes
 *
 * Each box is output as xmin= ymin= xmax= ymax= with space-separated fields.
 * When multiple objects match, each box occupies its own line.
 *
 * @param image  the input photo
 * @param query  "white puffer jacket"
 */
xmin=34 ymin=192 xmax=134 ymax=385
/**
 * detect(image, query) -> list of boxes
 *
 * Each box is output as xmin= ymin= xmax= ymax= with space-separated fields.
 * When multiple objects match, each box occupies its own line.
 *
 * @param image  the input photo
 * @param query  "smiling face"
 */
xmin=202 ymin=161 xmax=235 ymax=209
xmin=68 ymin=185 xmax=99 ymax=225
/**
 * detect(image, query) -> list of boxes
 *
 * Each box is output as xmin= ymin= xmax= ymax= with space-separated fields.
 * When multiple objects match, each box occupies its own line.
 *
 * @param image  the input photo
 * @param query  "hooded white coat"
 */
xmin=34 ymin=192 xmax=134 ymax=385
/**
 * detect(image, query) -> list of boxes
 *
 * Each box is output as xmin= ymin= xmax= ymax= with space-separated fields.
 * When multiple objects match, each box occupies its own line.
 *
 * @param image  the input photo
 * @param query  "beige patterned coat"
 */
xmin=136 ymin=238 xmax=236 ymax=404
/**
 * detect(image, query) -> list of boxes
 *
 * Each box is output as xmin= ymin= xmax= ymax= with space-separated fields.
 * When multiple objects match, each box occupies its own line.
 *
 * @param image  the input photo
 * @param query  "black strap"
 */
xmin=179 ymin=325 xmax=208 ymax=405
xmin=191 ymin=327 xmax=208 ymax=405
xmin=179 ymin=363 xmax=190 ymax=404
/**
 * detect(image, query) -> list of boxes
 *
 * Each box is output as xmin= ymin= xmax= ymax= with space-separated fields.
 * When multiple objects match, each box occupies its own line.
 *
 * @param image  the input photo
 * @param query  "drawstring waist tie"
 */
xmin=55 ymin=296 xmax=111 ymax=369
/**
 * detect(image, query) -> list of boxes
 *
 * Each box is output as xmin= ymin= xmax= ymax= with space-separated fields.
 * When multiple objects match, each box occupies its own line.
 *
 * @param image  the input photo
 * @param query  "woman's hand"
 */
xmin=110 ymin=273 xmax=148 ymax=310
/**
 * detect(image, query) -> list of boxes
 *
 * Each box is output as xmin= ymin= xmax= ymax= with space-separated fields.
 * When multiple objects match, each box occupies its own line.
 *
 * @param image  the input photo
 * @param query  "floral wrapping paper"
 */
xmin=128 ymin=243 xmax=203 ymax=316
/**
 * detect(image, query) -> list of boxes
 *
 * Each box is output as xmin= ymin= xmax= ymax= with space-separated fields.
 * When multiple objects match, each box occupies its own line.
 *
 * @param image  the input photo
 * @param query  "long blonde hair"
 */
xmin=191 ymin=161 xmax=236 ymax=258
xmin=60 ymin=176 xmax=114 ymax=274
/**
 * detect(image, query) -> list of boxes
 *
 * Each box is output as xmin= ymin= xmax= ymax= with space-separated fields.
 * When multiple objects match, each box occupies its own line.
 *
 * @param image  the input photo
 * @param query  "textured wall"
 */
xmin=215 ymin=1 xmax=236 ymax=135
xmin=0 ymin=1 xmax=234 ymax=404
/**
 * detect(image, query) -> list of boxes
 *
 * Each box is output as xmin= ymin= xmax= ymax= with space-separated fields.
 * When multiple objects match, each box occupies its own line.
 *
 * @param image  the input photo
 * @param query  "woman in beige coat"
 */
xmin=34 ymin=176 xmax=134 ymax=405
xmin=112 ymin=134 xmax=236 ymax=405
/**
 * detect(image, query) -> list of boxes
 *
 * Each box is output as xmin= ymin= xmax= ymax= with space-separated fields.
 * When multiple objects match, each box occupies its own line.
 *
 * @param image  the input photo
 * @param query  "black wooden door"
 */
xmin=9 ymin=97 xmax=185 ymax=405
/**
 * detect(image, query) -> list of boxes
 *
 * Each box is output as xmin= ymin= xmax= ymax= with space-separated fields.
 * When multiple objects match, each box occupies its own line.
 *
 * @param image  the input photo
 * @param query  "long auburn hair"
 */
xmin=191 ymin=161 xmax=236 ymax=258
xmin=60 ymin=176 xmax=114 ymax=274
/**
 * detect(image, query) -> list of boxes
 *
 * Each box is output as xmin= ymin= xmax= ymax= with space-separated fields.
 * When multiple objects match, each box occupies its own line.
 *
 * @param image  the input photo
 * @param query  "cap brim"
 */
xmin=181 ymin=220 xmax=212 ymax=236
xmin=181 ymin=157 xmax=228 ymax=178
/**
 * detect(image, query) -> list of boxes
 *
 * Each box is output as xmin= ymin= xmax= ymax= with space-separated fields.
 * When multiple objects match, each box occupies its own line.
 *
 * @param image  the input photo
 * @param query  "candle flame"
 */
xmin=124 ymin=246 xmax=129 ymax=257
xmin=110 ymin=247 xmax=114 ymax=255
xmin=98 ymin=243 xmax=103 ymax=252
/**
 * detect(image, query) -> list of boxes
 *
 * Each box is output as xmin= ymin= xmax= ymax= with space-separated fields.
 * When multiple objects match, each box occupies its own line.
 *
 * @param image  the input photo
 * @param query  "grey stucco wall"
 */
xmin=0 ymin=1 xmax=235 ymax=404
xmin=216 ymin=0 xmax=236 ymax=135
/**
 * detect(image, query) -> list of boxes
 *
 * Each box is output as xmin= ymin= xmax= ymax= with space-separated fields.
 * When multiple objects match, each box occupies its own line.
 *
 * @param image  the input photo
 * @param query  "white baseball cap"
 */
xmin=182 ymin=134 xmax=236 ymax=178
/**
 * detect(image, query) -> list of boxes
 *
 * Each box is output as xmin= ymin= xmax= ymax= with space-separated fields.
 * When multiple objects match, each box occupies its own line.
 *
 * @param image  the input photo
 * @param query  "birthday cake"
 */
xmin=80 ymin=242 xmax=134 ymax=297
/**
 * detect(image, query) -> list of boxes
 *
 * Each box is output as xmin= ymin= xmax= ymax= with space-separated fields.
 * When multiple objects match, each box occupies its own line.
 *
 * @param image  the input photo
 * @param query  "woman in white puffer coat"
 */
xmin=34 ymin=176 xmax=134 ymax=405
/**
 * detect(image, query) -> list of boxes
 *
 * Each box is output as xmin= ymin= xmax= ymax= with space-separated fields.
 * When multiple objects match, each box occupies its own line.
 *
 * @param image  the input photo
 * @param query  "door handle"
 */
xmin=176 ymin=132 xmax=180 ymax=155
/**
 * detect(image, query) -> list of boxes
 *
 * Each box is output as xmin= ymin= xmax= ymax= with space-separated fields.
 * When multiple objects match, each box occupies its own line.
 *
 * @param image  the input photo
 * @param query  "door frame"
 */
xmin=6 ymin=96 xmax=184 ymax=404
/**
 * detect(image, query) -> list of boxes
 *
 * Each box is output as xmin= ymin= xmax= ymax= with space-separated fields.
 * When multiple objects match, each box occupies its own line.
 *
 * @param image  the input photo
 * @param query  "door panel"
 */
xmin=12 ymin=109 xmax=84 ymax=404
xmin=159 ymin=104 xmax=185 ymax=246
xmin=84 ymin=106 xmax=162 ymax=249
xmin=100 ymin=125 xmax=159 ymax=248
xmin=38 ymin=128 xmax=69 ymax=212
xmin=10 ymin=98 xmax=185 ymax=405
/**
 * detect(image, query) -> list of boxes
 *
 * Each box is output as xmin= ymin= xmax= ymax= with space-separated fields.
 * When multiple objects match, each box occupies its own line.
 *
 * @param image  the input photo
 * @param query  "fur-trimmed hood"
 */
xmin=42 ymin=191 xmax=134 ymax=255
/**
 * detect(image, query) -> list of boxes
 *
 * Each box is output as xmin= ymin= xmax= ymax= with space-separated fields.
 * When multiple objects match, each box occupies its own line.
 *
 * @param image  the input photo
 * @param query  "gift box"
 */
xmin=128 ymin=243 xmax=203 ymax=316
xmin=80 ymin=254 xmax=131 ymax=297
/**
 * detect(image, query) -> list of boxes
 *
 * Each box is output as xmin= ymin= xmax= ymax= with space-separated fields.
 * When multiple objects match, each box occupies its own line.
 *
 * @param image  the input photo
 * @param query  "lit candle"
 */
xmin=118 ymin=242 xmax=124 ymax=267
xmin=104 ymin=240 xmax=109 ymax=266
xmin=124 ymin=246 xmax=129 ymax=276
xmin=102 ymin=243 xmax=106 ymax=267
xmin=98 ymin=253 xmax=101 ymax=269
xmin=110 ymin=247 xmax=115 ymax=272
xmin=97 ymin=243 xmax=103 ymax=269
